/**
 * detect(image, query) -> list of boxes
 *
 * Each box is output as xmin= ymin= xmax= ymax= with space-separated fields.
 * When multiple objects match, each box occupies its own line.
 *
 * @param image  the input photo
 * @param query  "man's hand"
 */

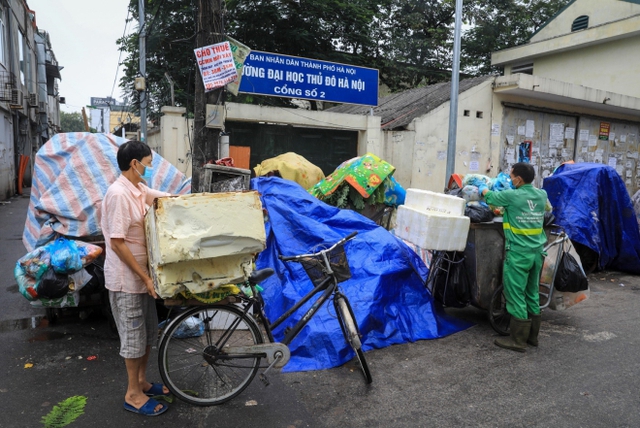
xmin=144 ymin=276 xmax=159 ymax=299
xmin=478 ymin=183 xmax=489 ymax=195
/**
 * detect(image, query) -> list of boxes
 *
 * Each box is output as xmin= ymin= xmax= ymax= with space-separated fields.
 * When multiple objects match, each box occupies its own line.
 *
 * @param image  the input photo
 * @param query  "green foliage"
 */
xmin=462 ymin=0 xmax=571 ymax=75
xmin=322 ymin=182 xmax=387 ymax=212
xmin=59 ymin=112 xmax=85 ymax=133
xmin=324 ymin=183 xmax=350 ymax=209
xmin=116 ymin=0 xmax=571 ymax=116
xmin=41 ymin=396 xmax=87 ymax=428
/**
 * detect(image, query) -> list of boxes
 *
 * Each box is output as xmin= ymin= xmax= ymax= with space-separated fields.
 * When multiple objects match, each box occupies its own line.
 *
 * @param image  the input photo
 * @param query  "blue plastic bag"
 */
xmin=49 ymin=237 xmax=83 ymax=274
xmin=490 ymin=172 xmax=515 ymax=192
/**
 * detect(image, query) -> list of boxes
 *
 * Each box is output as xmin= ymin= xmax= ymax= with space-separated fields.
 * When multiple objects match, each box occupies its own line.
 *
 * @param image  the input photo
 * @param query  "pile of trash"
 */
xmin=308 ymin=153 xmax=406 ymax=228
xmin=448 ymin=172 xmax=551 ymax=223
xmin=15 ymin=237 xmax=103 ymax=308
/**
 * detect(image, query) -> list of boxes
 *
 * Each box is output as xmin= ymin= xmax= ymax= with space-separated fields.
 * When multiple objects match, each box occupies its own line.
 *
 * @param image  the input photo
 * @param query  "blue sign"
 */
xmin=238 ymin=51 xmax=378 ymax=107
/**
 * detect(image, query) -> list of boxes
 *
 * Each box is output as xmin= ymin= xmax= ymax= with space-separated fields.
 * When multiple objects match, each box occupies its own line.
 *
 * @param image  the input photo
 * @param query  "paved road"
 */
xmin=1 ymin=191 xmax=639 ymax=427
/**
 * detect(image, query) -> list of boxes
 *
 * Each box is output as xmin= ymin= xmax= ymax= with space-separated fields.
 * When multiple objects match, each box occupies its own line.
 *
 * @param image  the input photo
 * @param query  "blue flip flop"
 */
xmin=144 ymin=383 xmax=170 ymax=397
xmin=123 ymin=398 xmax=168 ymax=416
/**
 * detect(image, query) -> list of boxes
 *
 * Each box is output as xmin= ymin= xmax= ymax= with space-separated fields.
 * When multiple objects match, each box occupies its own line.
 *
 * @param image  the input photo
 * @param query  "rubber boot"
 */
xmin=527 ymin=314 xmax=541 ymax=347
xmin=494 ymin=317 xmax=531 ymax=353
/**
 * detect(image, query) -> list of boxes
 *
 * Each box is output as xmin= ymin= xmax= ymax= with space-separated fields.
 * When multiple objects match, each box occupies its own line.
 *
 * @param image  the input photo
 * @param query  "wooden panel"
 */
xmin=229 ymin=145 xmax=251 ymax=169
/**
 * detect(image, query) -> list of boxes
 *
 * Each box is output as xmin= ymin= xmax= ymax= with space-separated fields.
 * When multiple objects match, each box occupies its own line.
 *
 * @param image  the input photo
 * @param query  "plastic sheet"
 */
xmin=252 ymin=177 xmax=472 ymax=372
xmin=23 ymin=133 xmax=191 ymax=252
xmin=543 ymin=163 xmax=640 ymax=273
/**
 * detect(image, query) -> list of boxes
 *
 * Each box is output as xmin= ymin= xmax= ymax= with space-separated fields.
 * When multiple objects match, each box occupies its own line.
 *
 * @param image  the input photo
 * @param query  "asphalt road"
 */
xmin=1 ymin=192 xmax=639 ymax=428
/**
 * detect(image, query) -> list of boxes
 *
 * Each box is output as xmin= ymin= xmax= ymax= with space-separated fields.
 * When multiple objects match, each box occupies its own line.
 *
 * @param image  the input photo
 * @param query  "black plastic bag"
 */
xmin=38 ymin=267 xmax=70 ymax=299
xmin=465 ymin=204 xmax=493 ymax=223
xmin=428 ymin=252 xmax=471 ymax=308
xmin=555 ymin=251 xmax=589 ymax=293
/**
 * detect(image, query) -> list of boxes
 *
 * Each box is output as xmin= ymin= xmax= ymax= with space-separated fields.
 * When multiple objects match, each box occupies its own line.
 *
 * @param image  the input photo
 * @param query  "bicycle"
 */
xmin=488 ymin=230 xmax=571 ymax=335
xmin=157 ymin=231 xmax=372 ymax=406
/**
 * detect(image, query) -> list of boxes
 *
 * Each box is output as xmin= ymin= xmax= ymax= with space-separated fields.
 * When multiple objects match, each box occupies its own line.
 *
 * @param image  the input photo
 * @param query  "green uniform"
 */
xmin=485 ymin=184 xmax=548 ymax=319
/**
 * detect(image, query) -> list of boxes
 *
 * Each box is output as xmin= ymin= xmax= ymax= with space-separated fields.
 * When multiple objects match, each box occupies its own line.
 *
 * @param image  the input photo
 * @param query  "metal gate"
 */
xmin=225 ymin=121 xmax=358 ymax=176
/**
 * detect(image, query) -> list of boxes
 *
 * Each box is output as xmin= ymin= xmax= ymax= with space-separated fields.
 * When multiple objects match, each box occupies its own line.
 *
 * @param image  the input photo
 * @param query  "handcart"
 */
xmin=426 ymin=222 xmax=570 ymax=335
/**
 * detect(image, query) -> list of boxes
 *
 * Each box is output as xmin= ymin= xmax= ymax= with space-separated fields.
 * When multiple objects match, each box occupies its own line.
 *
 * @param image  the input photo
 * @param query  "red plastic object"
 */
xmin=447 ymin=173 xmax=463 ymax=190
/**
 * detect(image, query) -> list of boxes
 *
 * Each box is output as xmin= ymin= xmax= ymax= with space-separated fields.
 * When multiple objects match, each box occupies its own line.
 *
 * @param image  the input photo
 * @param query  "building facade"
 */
xmin=0 ymin=0 xmax=62 ymax=200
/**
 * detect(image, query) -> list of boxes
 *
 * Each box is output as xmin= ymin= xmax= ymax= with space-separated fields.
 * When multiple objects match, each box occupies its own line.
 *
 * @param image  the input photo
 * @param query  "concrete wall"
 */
xmin=147 ymin=106 xmax=193 ymax=177
xmin=531 ymin=0 xmax=640 ymax=43
xmin=518 ymin=34 xmax=640 ymax=99
xmin=384 ymin=79 xmax=496 ymax=192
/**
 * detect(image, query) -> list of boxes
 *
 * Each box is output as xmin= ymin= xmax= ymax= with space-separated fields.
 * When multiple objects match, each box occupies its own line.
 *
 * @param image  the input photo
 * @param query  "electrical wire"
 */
xmin=110 ymin=7 xmax=131 ymax=102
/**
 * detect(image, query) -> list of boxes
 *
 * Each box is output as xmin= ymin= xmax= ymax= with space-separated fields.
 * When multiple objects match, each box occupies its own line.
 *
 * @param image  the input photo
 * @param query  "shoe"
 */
xmin=527 ymin=314 xmax=541 ymax=347
xmin=123 ymin=398 xmax=168 ymax=416
xmin=144 ymin=383 xmax=170 ymax=397
xmin=494 ymin=317 xmax=531 ymax=353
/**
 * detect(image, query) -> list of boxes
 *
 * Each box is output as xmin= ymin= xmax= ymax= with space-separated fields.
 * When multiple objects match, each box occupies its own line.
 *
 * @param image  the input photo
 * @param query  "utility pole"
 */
xmin=445 ymin=0 xmax=463 ymax=189
xmin=192 ymin=0 xmax=224 ymax=192
xmin=138 ymin=0 xmax=147 ymax=142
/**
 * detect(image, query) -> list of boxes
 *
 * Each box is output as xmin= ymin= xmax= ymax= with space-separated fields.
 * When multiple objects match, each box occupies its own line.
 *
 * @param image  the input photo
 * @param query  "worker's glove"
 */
xmin=477 ymin=183 xmax=489 ymax=194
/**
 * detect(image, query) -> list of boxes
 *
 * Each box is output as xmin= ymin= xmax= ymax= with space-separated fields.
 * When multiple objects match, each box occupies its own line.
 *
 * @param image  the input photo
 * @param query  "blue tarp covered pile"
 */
xmin=252 ymin=177 xmax=471 ymax=372
xmin=543 ymin=163 xmax=640 ymax=274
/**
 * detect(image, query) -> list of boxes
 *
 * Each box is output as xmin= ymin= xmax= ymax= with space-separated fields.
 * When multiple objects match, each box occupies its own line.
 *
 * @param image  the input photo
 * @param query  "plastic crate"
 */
xmin=202 ymin=164 xmax=251 ymax=193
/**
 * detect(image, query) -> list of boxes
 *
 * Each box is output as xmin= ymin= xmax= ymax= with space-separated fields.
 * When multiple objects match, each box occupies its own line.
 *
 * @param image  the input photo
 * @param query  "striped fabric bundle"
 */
xmin=23 ymin=132 xmax=191 ymax=252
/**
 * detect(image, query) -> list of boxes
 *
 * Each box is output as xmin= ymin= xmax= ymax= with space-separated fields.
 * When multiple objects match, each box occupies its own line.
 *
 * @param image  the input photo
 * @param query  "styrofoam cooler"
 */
xmin=404 ymin=188 xmax=466 ymax=216
xmin=145 ymin=191 xmax=266 ymax=298
xmin=393 ymin=205 xmax=470 ymax=251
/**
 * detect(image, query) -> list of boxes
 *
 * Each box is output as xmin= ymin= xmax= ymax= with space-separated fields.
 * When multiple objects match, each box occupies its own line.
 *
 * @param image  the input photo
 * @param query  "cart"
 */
xmin=43 ymin=236 xmax=112 ymax=328
xmin=426 ymin=222 xmax=569 ymax=335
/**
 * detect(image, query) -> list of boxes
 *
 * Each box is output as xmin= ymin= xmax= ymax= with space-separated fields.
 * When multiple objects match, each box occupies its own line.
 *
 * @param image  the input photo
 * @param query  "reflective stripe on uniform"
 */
xmin=503 ymin=223 xmax=543 ymax=236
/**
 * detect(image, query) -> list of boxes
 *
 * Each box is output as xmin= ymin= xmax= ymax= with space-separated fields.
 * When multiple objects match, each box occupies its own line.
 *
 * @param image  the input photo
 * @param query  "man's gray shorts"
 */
xmin=109 ymin=291 xmax=158 ymax=359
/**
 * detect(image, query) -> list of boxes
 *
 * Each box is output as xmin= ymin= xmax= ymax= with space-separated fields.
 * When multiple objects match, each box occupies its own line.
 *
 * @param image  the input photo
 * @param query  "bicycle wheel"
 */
xmin=488 ymin=285 xmax=511 ymax=336
xmin=334 ymin=294 xmax=372 ymax=384
xmin=158 ymin=305 xmax=263 ymax=406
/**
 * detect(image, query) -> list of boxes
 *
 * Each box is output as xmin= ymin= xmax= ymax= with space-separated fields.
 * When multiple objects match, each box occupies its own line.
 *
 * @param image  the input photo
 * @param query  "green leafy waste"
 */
xmin=42 ymin=396 xmax=87 ymax=428
xmin=322 ymin=181 xmax=387 ymax=211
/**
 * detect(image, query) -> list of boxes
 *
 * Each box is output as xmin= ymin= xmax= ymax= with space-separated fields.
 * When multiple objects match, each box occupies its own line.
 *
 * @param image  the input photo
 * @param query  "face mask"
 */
xmin=137 ymin=160 xmax=153 ymax=182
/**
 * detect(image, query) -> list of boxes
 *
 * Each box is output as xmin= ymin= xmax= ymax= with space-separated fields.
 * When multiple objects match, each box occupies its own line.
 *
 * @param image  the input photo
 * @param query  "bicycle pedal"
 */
xmin=259 ymin=373 xmax=270 ymax=386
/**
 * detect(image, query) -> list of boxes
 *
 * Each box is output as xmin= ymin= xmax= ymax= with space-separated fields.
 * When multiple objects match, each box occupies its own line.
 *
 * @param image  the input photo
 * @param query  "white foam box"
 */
xmin=404 ymin=188 xmax=466 ymax=217
xmin=393 ymin=205 xmax=470 ymax=251
xmin=145 ymin=191 xmax=266 ymax=298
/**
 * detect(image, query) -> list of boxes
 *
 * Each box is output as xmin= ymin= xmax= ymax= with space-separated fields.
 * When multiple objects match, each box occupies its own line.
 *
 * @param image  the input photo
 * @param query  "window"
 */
xmin=476 ymin=111 xmax=483 ymax=119
xmin=571 ymin=15 xmax=589 ymax=32
xmin=463 ymin=110 xmax=470 ymax=117
xmin=0 ymin=9 xmax=5 ymax=66
xmin=512 ymin=63 xmax=534 ymax=75
xmin=18 ymin=31 xmax=25 ymax=85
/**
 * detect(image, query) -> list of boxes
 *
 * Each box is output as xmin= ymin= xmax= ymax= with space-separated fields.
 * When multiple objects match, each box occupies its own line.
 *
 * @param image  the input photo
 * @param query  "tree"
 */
xmin=116 ymin=0 xmax=571 ymax=116
xmin=60 ymin=111 xmax=85 ymax=133
xmin=462 ymin=0 xmax=571 ymax=76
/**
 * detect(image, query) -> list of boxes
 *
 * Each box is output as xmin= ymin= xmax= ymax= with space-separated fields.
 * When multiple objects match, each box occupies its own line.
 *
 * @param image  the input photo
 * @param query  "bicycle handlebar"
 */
xmin=278 ymin=231 xmax=359 ymax=262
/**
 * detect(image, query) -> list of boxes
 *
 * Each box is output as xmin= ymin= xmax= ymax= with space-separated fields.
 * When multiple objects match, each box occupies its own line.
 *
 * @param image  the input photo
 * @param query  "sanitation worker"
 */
xmin=101 ymin=140 xmax=171 ymax=416
xmin=476 ymin=162 xmax=547 ymax=352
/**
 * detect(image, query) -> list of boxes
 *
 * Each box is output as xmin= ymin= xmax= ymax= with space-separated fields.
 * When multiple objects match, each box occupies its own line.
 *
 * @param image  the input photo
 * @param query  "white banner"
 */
xmin=194 ymin=41 xmax=238 ymax=92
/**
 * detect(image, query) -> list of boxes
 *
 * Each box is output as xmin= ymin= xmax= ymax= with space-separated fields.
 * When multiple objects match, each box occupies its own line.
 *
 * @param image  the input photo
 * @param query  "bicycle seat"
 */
xmin=248 ymin=268 xmax=275 ymax=285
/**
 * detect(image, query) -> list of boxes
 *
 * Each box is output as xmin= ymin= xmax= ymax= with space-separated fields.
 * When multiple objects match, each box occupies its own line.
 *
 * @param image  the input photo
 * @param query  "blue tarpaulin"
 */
xmin=543 ymin=163 xmax=640 ymax=274
xmin=252 ymin=177 xmax=471 ymax=372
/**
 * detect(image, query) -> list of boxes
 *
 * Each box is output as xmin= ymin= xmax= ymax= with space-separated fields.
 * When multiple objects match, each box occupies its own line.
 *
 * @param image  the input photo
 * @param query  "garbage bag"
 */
xmin=37 ymin=267 xmax=70 ymax=299
xmin=465 ymin=202 xmax=494 ymax=223
xmin=14 ymin=263 xmax=38 ymax=301
xmin=555 ymin=251 xmax=588 ymax=293
xmin=159 ymin=316 xmax=204 ymax=339
xmin=460 ymin=185 xmax=481 ymax=202
xmin=490 ymin=172 xmax=514 ymax=192
xmin=49 ymin=237 xmax=83 ymax=274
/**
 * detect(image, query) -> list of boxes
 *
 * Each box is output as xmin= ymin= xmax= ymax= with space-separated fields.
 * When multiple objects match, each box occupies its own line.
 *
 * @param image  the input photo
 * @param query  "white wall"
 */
xmin=531 ymin=0 xmax=640 ymax=43
xmin=385 ymin=79 xmax=496 ymax=192
xmin=0 ymin=113 xmax=14 ymax=199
